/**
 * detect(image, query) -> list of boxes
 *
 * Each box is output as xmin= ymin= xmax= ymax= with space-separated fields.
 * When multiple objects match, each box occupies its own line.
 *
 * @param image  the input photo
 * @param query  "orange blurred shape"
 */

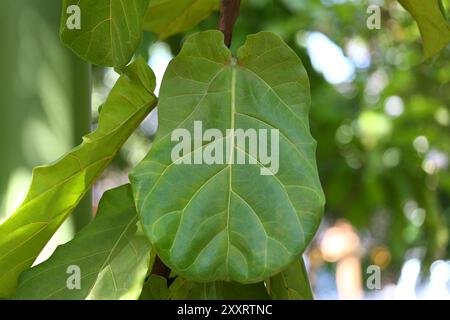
xmin=320 ymin=220 xmax=363 ymax=300
xmin=371 ymin=246 xmax=392 ymax=269
xmin=320 ymin=220 xmax=361 ymax=262
xmin=336 ymin=255 xmax=363 ymax=300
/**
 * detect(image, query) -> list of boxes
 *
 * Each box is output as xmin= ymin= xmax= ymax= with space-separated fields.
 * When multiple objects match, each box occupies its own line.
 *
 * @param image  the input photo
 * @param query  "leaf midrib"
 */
xmin=144 ymin=62 xmax=309 ymax=267
xmin=225 ymin=66 xmax=237 ymax=275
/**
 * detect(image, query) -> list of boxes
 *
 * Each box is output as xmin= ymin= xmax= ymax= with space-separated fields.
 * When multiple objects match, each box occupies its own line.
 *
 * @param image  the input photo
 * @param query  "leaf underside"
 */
xmin=16 ymin=185 xmax=151 ymax=300
xmin=131 ymin=31 xmax=325 ymax=284
xmin=170 ymin=278 xmax=270 ymax=300
xmin=267 ymin=257 xmax=313 ymax=300
xmin=60 ymin=0 xmax=150 ymax=67
xmin=398 ymin=0 xmax=450 ymax=59
xmin=139 ymin=275 xmax=170 ymax=300
xmin=0 ymin=58 xmax=157 ymax=299
xmin=143 ymin=0 xmax=220 ymax=39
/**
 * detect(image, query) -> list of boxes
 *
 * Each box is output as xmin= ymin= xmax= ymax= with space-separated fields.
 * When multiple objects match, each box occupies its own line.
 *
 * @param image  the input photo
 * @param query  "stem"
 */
xmin=151 ymin=256 xmax=171 ymax=279
xmin=219 ymin=0 xmax=241 ymax=47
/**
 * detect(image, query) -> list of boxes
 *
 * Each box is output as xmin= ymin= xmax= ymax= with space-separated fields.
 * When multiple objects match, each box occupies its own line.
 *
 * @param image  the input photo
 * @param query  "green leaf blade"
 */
xmin=139 ymin=275 xmax=170 ymax=300
xmin=143 ymin=0 xmax=220 ymax=39
xmin=398 ymin=0 xmax=450 ymax=59
xmin=131 ymin=31 xmax=325 ymax=283
xmin=267 ymin=258 xmax=314 ymax=300
xmin=170 ymin=279 xmax=270 ymax=300
xmin=0 ymin=58 xmax=157 ymax=299
xmin=16 ymin=185 xmax=152 ymax=300
xmin=60 ymin=0 xmax=150 ymax=67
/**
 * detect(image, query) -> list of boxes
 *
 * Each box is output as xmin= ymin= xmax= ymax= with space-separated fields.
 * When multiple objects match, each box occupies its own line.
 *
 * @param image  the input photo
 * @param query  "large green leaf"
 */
xmin=398 ymin=0 xmax=450 ymax=59
xmin=60 ymin=0 xmax=150 ymax=67
xmin=16 ymin=185 xmax=151 ymax=300
xmin=0 ymin=58 xmax=157 ymax=299
xmin=131 ymin=31 xmax=325 ymax=283
xmin=266 ymin=258 xmax=313 ymax=300
xmin=170 ymin=278 xmax=270 ymax=300
xmin=143 ymin=0 xmax=220 ymax=39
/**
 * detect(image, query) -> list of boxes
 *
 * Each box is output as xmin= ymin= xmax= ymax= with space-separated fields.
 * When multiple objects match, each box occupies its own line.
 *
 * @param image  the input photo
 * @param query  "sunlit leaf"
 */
xmin=143 ymin=0 xmax=220 ymax=39
xmin=170 ymin=278 xmax=270 ymax=300
xmin=16 ymin=185 xmax=151 ymax=300
xmin=131 ymin=31 xmax=325 ymax=283
xmin=398 ymin=0 xmax=450 ymax=59
xmin=60 ymin=0 xmax=150 ymax=67
xmin=0 ymin=58 xmax=157 ymax=298
xmin=267 ymin=257 xmax=313 ymax=300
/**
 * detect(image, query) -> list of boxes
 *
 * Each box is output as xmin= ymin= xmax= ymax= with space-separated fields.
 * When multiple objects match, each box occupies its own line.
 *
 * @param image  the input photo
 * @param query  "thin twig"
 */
xmin=219 ymin=0 xmax=241 ymax=47
xmin=151 ymin=256 xmax=171 ymax=279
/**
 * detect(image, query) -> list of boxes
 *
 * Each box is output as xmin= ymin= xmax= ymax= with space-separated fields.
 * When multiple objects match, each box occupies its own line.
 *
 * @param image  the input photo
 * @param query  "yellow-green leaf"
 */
xmin=399 ymin=0 xmax=450 ymax=59
xmin=131 ymin=31 xmax=325 ymax=283
xmin=143 ymin=0 xmax=220 ymax=39
xmin=16 ymin=185 xmax=152 ymax=300
xmin=267 ymin=258 xmax=313 ymax=300
xmin=0 ymin=58 xmax=157 ymax=299
xmin=139 ymin=275 xmax=170 ymax=300
xmin=60 ymin=0 xmax=150 ymax=67
xmin=170 ymin=278 xmax=270 ymax=300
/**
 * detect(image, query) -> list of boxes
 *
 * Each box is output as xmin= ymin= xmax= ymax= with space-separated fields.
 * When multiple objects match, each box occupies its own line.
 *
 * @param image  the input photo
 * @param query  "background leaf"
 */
xmin=0 ymin=58 xmax=157 ymax=299
xmin=398 ymin=0 xmax=450 ymax=59
xmin=139 ymin=274 xmax=170 ymax=300
xmin=60 ymin=0 xmax=150 ymax=67
xmin=267 ymin=257 xmax=313 ymax=300
xmin=170 ymin=278 xmax=270 ymax=300
xmin=131 ymin=31 xmax=325 ymax=283
xmin=16 ymin=185 xmax=151 ymax=300
xmin=143 ymin=0 xmax=220 ymax=39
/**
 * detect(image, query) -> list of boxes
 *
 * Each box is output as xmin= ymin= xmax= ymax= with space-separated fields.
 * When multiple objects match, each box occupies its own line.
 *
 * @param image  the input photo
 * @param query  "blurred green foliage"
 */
xmin=0 ymin=0 xmax=92 ymax=229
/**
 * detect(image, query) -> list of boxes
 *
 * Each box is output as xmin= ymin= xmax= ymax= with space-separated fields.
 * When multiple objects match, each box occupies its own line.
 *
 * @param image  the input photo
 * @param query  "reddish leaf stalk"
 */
xmin=151 ymin=256 xmax=171 ymax=279
xmin=219 ymin=0 xmax=241 ymax=47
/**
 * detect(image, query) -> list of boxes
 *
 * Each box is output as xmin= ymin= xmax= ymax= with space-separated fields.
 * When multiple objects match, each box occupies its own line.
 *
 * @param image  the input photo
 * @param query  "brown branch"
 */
xmin=219 ymin=0 xmax=241 ymax=47
xmin=151 ymin=256 xmax=171 ymax=279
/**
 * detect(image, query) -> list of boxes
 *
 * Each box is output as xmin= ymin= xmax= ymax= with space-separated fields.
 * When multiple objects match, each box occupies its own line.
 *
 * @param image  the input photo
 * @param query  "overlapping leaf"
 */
xmin=60 ymin=0 xmax=150 ymax=67
xmin=398 ymin=0 xmax=450 ymax=59
xmin=0 ymin=58 xmax=157 ymax=299
xmin=143 ymin=0 xmax=220 ymax=39
xmin=170 ymin=278 xmax=270 ymax=300
xmin=267 ymin=258 xmax=313 ymax=300
xmin=16 ymin=185 xmax=151 ymax=300
xmin=139 ymin=275 xmax=170 ymax=300
xmin=131 ymin=31 xmax=325 ymax=283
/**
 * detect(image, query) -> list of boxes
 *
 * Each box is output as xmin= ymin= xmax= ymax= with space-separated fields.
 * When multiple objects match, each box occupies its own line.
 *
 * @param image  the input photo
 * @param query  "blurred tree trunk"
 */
xmin=0 ymin=0 xmax=92 ymax=234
